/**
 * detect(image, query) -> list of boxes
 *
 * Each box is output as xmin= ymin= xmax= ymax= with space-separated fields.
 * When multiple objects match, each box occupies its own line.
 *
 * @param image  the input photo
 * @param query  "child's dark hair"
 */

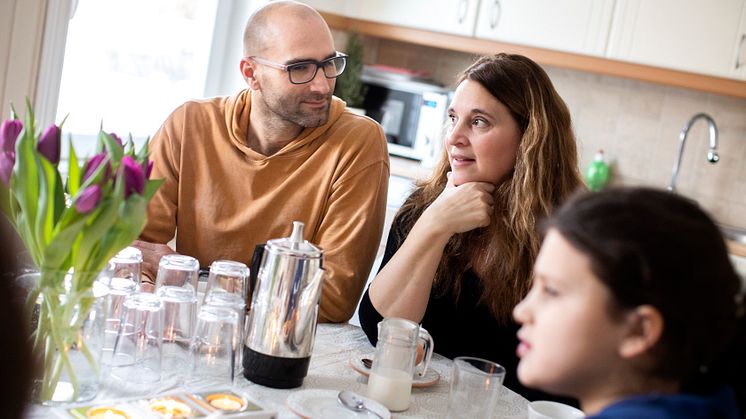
xmin=543 ymin=187 xmax=745 ymax=410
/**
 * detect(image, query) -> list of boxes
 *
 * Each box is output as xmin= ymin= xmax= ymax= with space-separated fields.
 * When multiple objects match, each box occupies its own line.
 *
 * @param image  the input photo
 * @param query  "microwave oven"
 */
xmin=359 ymin=66 xmax=451 ymax=166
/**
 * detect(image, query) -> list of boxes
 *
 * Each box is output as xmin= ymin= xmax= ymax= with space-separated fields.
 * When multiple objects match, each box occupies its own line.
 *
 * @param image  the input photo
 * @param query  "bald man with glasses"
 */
xmin=135 ymin=1 xmax=389 ymax=323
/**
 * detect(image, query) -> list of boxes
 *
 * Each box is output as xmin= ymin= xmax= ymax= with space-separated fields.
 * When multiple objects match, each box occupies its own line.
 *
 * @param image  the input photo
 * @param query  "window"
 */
xmin=55 ymin=0 xmax=220 ymax=154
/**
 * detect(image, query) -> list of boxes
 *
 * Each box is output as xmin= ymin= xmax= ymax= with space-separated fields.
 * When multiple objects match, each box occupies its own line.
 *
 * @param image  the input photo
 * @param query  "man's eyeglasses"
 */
xmin=248 ymin=52 xmax=348 ymax=84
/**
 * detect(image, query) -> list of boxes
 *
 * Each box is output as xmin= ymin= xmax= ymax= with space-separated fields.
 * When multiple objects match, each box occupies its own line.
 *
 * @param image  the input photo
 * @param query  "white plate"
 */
xmin=348 ymin=354 xmax=441 ymax=388
xmin=286 ymin=389 xmax=391 ymax=419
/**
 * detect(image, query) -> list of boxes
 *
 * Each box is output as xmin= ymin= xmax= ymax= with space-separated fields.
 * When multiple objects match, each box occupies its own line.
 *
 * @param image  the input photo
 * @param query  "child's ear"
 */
xmin=618 ymin=305 xmax=664 ymax=358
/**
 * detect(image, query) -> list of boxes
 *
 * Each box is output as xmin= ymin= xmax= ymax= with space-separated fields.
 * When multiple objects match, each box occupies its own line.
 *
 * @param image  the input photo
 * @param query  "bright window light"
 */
xmin=55 ymin=0 xmax=219 ymax=153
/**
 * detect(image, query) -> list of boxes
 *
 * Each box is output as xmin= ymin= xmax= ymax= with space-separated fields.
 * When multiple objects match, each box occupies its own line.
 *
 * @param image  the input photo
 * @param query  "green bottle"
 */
xmin=585 ymin=149 xmax=609 ymax=191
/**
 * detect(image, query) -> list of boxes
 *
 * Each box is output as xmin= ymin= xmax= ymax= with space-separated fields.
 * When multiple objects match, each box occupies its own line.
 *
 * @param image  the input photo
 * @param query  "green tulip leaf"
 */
xmin=67 ymin=137 xmax=81 ymax=196
xmin=99 ymin=130 xmax=123 ymax=164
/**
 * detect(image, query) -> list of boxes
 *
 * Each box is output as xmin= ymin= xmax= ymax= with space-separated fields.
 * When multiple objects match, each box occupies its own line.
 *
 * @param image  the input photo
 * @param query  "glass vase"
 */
xmin=19 ymin=269 xmax=109 ymax=405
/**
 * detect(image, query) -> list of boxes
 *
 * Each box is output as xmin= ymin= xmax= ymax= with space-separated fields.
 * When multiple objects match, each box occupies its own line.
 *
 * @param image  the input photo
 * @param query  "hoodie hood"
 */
xmin=224 ymin=89 xmax=346 ymax=161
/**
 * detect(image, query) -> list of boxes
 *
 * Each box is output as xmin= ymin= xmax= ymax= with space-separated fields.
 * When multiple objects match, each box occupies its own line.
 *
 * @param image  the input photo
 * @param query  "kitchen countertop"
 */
xmin=728 ymin=241 xmax=746 ymax=258
xmin=390 ymin=156 xmax=431 ymax=181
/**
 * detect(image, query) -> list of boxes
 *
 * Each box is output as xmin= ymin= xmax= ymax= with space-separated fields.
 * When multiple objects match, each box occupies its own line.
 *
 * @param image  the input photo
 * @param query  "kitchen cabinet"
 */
xmin=735 ymin=5 xmax=746 ymax=78
xmin=474 ymin=0 xmax=615 ymax=56
xmin=607 ymin=0 xmax=746 ymax=79
xmin=296 ymin=0 xmax=360 ymax=17
xmin=356 ymin=0 xmax=480 ymax=37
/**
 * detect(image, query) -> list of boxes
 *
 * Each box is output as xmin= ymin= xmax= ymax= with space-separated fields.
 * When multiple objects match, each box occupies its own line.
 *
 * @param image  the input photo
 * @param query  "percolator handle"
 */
xmin=248 ymin=243 xmax=265 ymax=303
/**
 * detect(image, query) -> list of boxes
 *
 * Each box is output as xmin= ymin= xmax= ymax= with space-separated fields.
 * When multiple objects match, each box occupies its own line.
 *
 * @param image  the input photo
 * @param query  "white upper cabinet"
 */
xmin=296 ymin=0 xmax=360 ymax=17
xmin=733 ymin=4 xmax=746 ymax=78
xmin=607 ymin=0 xmax=746 ymax=78
xmin=474 ymin=0 xmax=615 ymax=56
xmin=356 ymin=0 xmax=480 ymax=37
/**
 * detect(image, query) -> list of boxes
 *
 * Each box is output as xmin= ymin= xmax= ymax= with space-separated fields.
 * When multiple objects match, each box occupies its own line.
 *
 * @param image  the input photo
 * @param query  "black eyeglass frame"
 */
xmin=247 ymin=52 xmax=348 ymax=84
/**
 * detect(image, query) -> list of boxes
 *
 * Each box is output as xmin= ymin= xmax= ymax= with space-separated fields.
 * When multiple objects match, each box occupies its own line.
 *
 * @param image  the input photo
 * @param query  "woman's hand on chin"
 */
xmin=422 ymin=172 xmax=495 ymax=236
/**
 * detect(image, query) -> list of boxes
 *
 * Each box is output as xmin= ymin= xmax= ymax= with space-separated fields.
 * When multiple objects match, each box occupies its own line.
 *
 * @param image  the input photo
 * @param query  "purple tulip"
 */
xmin=0 ymin=119 xmax=22 ymax=153
xmin=110 ymin=132 xmax=123 ymax=148
xmin=145 ymin=160 xmax=153 ymax=179
xmin=0 ymin=151 xmax=15 ymax=186
xmin=83 ymin=153 xmax=111 ymax=182
xmin=75 ymin=184 xmax=102 ymax=213
xmin=121 ymin=155 xmax=144 ymax=198
xmin=37 ymin=124 xmax=61 ymax=164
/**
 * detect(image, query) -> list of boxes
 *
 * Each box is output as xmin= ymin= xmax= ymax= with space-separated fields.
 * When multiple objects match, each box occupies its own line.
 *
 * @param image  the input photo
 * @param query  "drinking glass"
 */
xmin=204 ymin=291 xmax=246 ymax=373
xmin=445 ymin=357 xmax=505 ymax=419
xmin=186 ymin=304 xmax=239 ymax=388
xmin=155 ymin=254 xmax=199 ymax=293
xmin=157 ymin=286 xmax=198 ymax=372
xmin=367 ymin=318 xmax=434 ymax=412
xmin=99 ymin=274 xmax=138 ymax=367
xmin=203 ymin=260 xmax=249 ymax=304
xmin=109 ymin=292 xmax=164 ymax=384
xmin=108 ymin=246 xmax=143 ymax=288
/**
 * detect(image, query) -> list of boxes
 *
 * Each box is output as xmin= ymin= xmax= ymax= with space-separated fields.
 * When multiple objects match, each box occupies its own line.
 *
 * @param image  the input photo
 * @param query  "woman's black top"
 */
xmin=358 ymin=206 xmax=576 ymax=404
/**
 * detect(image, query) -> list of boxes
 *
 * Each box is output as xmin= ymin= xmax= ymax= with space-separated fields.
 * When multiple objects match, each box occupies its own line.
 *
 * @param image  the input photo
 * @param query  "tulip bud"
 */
xmin=83 ymin=153 xmax=111 ymax=182
xmin=75 ymin=184 xmax=102 ymax=213
xmin=37 ymin=124 xmax=61 ymax=164
xmin=121 ymin=155 xmax=145 ymax=198
xmin=0 ymin=151 xmax=15 ymax=186
xmin=145 ymin=160 xmax=153 ymax=179
xmin=0 ymin=119 xmax=23 ymax=153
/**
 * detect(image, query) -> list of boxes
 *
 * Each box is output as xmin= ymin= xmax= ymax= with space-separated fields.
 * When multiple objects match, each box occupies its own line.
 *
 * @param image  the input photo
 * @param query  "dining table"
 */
xmin=28 ymin=323 xmax=529 ymax=418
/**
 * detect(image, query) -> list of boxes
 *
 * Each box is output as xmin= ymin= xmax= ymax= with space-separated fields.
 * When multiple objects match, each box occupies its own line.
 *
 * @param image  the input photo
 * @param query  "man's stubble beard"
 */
xmin=262 ymin=89 xmax=333 ymax=128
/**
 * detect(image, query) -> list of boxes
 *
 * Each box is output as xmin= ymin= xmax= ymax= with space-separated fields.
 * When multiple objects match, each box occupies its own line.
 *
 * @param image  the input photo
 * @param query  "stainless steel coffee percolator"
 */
xmin=242 ymin=221 xmax=325 ymax=388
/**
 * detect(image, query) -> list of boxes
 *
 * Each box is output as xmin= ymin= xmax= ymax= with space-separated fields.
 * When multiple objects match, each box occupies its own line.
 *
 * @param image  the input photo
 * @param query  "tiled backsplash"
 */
xmin=337 ymin=32 xmax=746 ymax=228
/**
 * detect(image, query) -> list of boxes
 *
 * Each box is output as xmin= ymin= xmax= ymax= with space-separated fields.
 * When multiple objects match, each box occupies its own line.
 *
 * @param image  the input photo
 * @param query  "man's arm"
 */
xmin=137 ymin=108 xmax=182 ymax=283
xmin=315 ymin=159 xmax=389 ymax=323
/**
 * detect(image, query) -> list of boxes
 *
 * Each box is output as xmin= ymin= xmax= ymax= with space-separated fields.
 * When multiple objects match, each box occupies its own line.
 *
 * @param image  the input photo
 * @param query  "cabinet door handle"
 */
xmin=458 ymin=0 xmax=468 ymax=24
xmin=737 ymin=34 xmax=746 ymax=70
xmin=490 ymin=0 xmax=501 ymax=29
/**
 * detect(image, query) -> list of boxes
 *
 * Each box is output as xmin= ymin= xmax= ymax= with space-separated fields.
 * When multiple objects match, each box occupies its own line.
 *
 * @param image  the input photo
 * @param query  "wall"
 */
xmin=0 ymin=0 xmax=47 ymax=120
xmin=351 ymin=35 xmax=746 ymax=229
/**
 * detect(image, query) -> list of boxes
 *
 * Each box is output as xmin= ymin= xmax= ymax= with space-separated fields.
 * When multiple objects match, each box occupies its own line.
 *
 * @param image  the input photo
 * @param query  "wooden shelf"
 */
xmin=321 ymin=12 xmax=746 ymax=100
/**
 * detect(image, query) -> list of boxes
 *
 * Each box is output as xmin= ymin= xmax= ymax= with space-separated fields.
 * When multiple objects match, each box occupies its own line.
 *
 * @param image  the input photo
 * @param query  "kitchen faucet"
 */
xmin=666 ymin=113 xmax=719 ymax=193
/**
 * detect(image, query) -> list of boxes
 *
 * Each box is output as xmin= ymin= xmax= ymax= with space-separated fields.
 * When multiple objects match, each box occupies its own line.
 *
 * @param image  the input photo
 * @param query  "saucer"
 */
xmin=286 ymin=389 xmax=391 ymax=419
xmin=348 ymin=354 xmax=441 ymax=388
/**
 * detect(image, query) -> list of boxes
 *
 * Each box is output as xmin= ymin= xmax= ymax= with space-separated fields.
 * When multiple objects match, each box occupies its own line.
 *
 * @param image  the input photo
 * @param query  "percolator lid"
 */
xmin=265 ymin=221 xmax=323 ymax=258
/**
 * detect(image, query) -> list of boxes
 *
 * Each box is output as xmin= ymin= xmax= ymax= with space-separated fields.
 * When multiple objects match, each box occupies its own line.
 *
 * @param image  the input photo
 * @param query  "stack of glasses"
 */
xmin=106 ymin=253 xmax=249 ymax=390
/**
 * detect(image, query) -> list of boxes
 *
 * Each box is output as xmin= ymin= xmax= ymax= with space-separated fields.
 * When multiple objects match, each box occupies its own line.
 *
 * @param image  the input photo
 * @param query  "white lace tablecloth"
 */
xmin=28 ymin=323 xmax=528 ymax=418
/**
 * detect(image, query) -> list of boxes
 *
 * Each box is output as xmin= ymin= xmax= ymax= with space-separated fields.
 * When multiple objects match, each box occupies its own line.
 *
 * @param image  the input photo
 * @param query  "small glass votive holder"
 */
xmin=157 ymin=286 xmax=198 ymax=372
xmin=445 ymin=357 xmax=505 ymax=419
xmin=148 ymin=397 xmax=194 ymax=418
xmin=109 ymin=246 xmax=143 ymax=288
xmin=186 ymin=304 xmax=239 ymax=388
xmin=203 ymin=260 xmax=249 ymax=304
xmin=155 ymin=254 xmax=199 ymax=293
xmin=85 ymin=406 xmax=131 ymax=419
xmin=109 ymin=292 xmax=163 ymax=384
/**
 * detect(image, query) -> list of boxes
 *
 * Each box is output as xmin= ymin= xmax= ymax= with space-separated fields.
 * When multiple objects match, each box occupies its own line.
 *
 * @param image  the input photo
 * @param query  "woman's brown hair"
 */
xmin=395 ymin=53 xmax=583 ymax=322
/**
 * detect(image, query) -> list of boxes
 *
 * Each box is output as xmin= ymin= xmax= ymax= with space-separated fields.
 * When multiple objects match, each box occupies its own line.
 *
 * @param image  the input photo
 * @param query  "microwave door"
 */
xmin=415 ymin=92 xmax=449 ymax=167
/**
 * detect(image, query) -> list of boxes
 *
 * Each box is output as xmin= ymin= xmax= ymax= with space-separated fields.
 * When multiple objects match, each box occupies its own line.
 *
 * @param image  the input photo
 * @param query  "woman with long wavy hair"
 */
xmin=358 ymin=53 xmax=583 ymax=400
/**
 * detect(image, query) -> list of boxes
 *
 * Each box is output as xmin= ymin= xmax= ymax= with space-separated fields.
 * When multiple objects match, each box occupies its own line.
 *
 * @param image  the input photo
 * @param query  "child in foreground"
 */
xmin=514 ymin=187 xmax=745 ymax=418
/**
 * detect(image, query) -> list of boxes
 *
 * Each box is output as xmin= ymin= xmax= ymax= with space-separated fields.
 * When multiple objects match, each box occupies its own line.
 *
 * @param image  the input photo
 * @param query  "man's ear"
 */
xmin=618 ymin=305 xmax=664 ymax=359
xmin=240 ymin=58 xmax=261 ymax=90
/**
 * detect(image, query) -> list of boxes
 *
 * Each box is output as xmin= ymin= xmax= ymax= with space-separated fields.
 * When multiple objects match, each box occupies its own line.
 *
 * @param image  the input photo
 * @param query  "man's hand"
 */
xmin=131 ymin=239 xmax=176 ymax=290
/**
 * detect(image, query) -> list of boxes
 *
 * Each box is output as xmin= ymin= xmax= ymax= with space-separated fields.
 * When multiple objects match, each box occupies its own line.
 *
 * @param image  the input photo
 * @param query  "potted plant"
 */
xmin=334 ymin=32 xmax=366 ymax=115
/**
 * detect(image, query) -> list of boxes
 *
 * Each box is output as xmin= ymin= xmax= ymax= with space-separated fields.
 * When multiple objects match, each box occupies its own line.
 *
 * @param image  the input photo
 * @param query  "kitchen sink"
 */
xmin=720 ymin=224 xmax=746 ymax=245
